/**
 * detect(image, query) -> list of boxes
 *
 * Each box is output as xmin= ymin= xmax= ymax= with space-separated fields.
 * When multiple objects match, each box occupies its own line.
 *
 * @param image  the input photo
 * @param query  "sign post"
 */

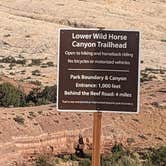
xmin=57 ymin=29 xmax=140 ymax=165
xmin=92 ymin=112 xmax=102 ymax=166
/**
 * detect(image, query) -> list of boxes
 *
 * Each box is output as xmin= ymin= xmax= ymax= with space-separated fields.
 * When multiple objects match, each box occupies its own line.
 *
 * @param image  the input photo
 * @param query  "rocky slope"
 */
xmin=0 ymin=0 xmax=166 ymax=86
xmin=0 ymin=81 xmax=166 ymax=165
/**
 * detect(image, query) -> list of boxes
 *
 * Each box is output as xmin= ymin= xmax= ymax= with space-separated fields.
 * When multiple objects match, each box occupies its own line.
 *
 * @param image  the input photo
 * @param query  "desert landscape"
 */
xmin=0 ymin=0 xmax=166 ymax=165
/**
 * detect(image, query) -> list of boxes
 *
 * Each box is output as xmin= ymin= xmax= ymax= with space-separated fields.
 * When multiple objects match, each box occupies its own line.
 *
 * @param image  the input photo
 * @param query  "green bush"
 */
xmin=32 ymin=70 xmax=41 ymax=76
xmin=115 ymin=155 xmax=141 ymax=166
xmin=0 ymin=65 xmax=4 ymax=68
xmin=13 ymin=116 xmax=25 ymax=125
xmin=71 ymin=154 xmax=79 ymax=161
xmin=46 ymin=61 xmax=54 ymax=67
xmin=0 ymin=56 xmax=26 ymax=65
xmin=26 ymin=88 xmax=43 ymax=105
xmin=100 ymin=144 xmax=142 ymax=166
xmin=140 ymin=68 xmax=159 ymax=83
xmin=35 ymin=155 xmax=54 ymax=166
xmin=31 ymin=59 xmax=41 ymax=66
xmin=127 ymin=138 xmax=135 ymax=145
xmin=144 ymin=147 xmax=166 ymax=166
xmin=35 ymin=155 xmax=63 ymax=166
xmin=41 ymin=85 xmax=57 ymax=103
xmin=32 ymin=146 xmax=166 ymax=166
xmin=0 ymin=82 xmax=26 ymax=107
xmin=26 ymin=85 xmax=56 ymax=105
xmin=79 ymin=158 xmax=91 ymax=166
xmin=0 ymin=82 xmax=57 ymax=107
xmin=30 ymin=80 xmax=42 ymax=86
xmin=161 ymin=39 xmax=166 ymax=42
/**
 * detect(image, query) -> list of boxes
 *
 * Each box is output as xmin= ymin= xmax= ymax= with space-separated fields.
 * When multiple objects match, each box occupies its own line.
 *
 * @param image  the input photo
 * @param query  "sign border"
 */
xmin=57 ymin=28 xmax=141 ymax=114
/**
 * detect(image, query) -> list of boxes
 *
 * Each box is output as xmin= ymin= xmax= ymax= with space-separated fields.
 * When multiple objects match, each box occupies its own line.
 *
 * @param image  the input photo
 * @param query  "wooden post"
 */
xmin=92 ymin=112 xmax=102 ymax=166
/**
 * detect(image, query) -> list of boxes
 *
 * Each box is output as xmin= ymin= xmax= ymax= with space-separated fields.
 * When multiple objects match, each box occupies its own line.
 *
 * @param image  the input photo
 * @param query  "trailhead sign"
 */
xmin=57 ymin=29 xmax=140 ymax=113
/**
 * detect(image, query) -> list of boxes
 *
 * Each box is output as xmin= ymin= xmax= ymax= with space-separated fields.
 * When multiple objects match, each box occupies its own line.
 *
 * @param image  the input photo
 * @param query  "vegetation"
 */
xmin=13 ymin=115 xmax=25 ymax=125
xmin=0 ymin=65 xmax=5 ymax=68
xmin=101 ymin=144 xmax=141 ymax=166
xmin=0 ymin=82 xmax=57 ymax=107
xmin=40 ymin=85 xmax=57 ymax=103
xmin=140 ymin=68 xmax=165 ymax=83
xmin=35 ymin=155 xmax=54 ymax=166
xmin=0 ymin=82 xmax=26 ymax=107
xmin=30 ymin=80 xmax=42 ymax=86
xmin=30 ymin=59 xmax=42 ymax=66
xmin=32 ymin=70 xmax=41 ymax=76
xmin=34 ymin=145 xmax=166 ymax=166
xmin=26 ymin=85 xmax=56 ymax=105
xmin=41 ymin=61 xmax=54 ymax=68
xmin=160 ymin=39 xmax=166 ymax=42
xmin=46 ymin=61 xmax=54 ymax=67
xmin=141 ymin=68 xmax=156 ymax=83
xmin=0 ymin=56 xmax=26 ymax=65
xmin=142 ymin=146 xmax=166 ymax=166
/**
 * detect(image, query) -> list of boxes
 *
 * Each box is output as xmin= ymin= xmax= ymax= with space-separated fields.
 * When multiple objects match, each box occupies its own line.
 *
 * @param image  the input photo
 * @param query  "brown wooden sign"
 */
xmin=57 ymin=29 xmax=140 ymax=113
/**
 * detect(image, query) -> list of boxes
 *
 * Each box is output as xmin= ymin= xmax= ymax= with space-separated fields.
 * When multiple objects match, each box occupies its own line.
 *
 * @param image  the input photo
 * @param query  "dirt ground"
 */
xmin=0 ymin=81 xmax=165 ymax=165
xmin=0 ymin=0 xmax=166 ymax=86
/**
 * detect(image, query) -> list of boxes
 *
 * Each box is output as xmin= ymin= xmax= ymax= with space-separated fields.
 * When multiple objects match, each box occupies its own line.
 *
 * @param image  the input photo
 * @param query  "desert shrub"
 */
xmin=40 ymin=61 xmax=55 ymax=68
xmin=16 ymin=59 xmax=26 ymax=65
xmin=70 ymin=154 xmax=79 ymax=161
xmin=26 ymin=88 xmax=38 ymax=104
xmin=61 ymin=155 xmax=71 ymax=162
xmin=40 ymin=85 xmax=57 ymax=103
xmin=140 ymin=69 xmax=156 ymax=83
xmin=32 ymin=146 xmax=166 ymax=166
xmin=31 ymin=59 xmax=41 ymax=66
xmin=111 ymin=144 xmax=124 ymax=153
xmin=35 ymin=155 xmax=54 ymax=166
xmin=20 ymin=70 xmax=26 ymax=74
xmin=0 ymin=56 xmax=26 ymax=65
xmin=32 ymin=70 xmax=41 ymax=76
xmin=0 ymin=82 xmax=57 ymax=107
xmin=0 ymin=56 xmax=16 ymax=63
xmin=0 ymin=65 xmax=4 ymax=68
xmin=38 ymin=111 xmax=43 ymax=114
xmin=9 ymin=72 xmax=15 ymax=75
xmin=151 ymin=102 xmax=159 ymax=108
xmin=26 ymin=85 xmax=56 ymax=105
xmin=114 ymin=155 xmax=141 ymax=166
xmin=30 ymin=80 xmax=42 ymax=86
xmin=100 ymin=144 xmax=141 ymax=166
xmin=79 ymin=158 xmax=91 ymax=166
xmin=35 ymin=155 xmax=69 ymax=166
xmin=9 ymin=63 xmax=16 ymax=69
xmin=29 ymin=111 xmax=36 ymax=117
xmin=138 ymin=135 xmax=147 ymax=140
xmin=13 ymin=116 xmax=25 ymax=125
xmin=161 ymin=39 xmax=166 ymax=42
xmin=143 ymin=147 xmax=166 ymax=166
xmin=41 ymin=64 xmax=48 ymax=68
xmin=26 ymin=88 xmax=44 ymax=105
xmin=0 ymin=82 xmax=26 ymax=107
xmin=127 ymin=138 xmax=135 ymax=145
xmin=46 ymin=61 xmax=54 ymax=67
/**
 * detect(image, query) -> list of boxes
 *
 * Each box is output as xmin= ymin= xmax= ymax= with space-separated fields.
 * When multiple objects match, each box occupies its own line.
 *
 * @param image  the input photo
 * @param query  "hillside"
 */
xmin=0 ymin=0 xmax=165 ymax=86
xmin=0 ymin=81 xmax=165 ymax=165
xmin=0 ymin=0 xmax=166 ymax=165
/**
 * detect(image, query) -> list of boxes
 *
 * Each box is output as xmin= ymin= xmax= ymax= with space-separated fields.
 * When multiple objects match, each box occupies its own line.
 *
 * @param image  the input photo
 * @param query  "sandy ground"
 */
xmin=0 ymin=0 xmax=166 ymax=86
xmin=0 ymin=81 xmax=165 ymax=165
